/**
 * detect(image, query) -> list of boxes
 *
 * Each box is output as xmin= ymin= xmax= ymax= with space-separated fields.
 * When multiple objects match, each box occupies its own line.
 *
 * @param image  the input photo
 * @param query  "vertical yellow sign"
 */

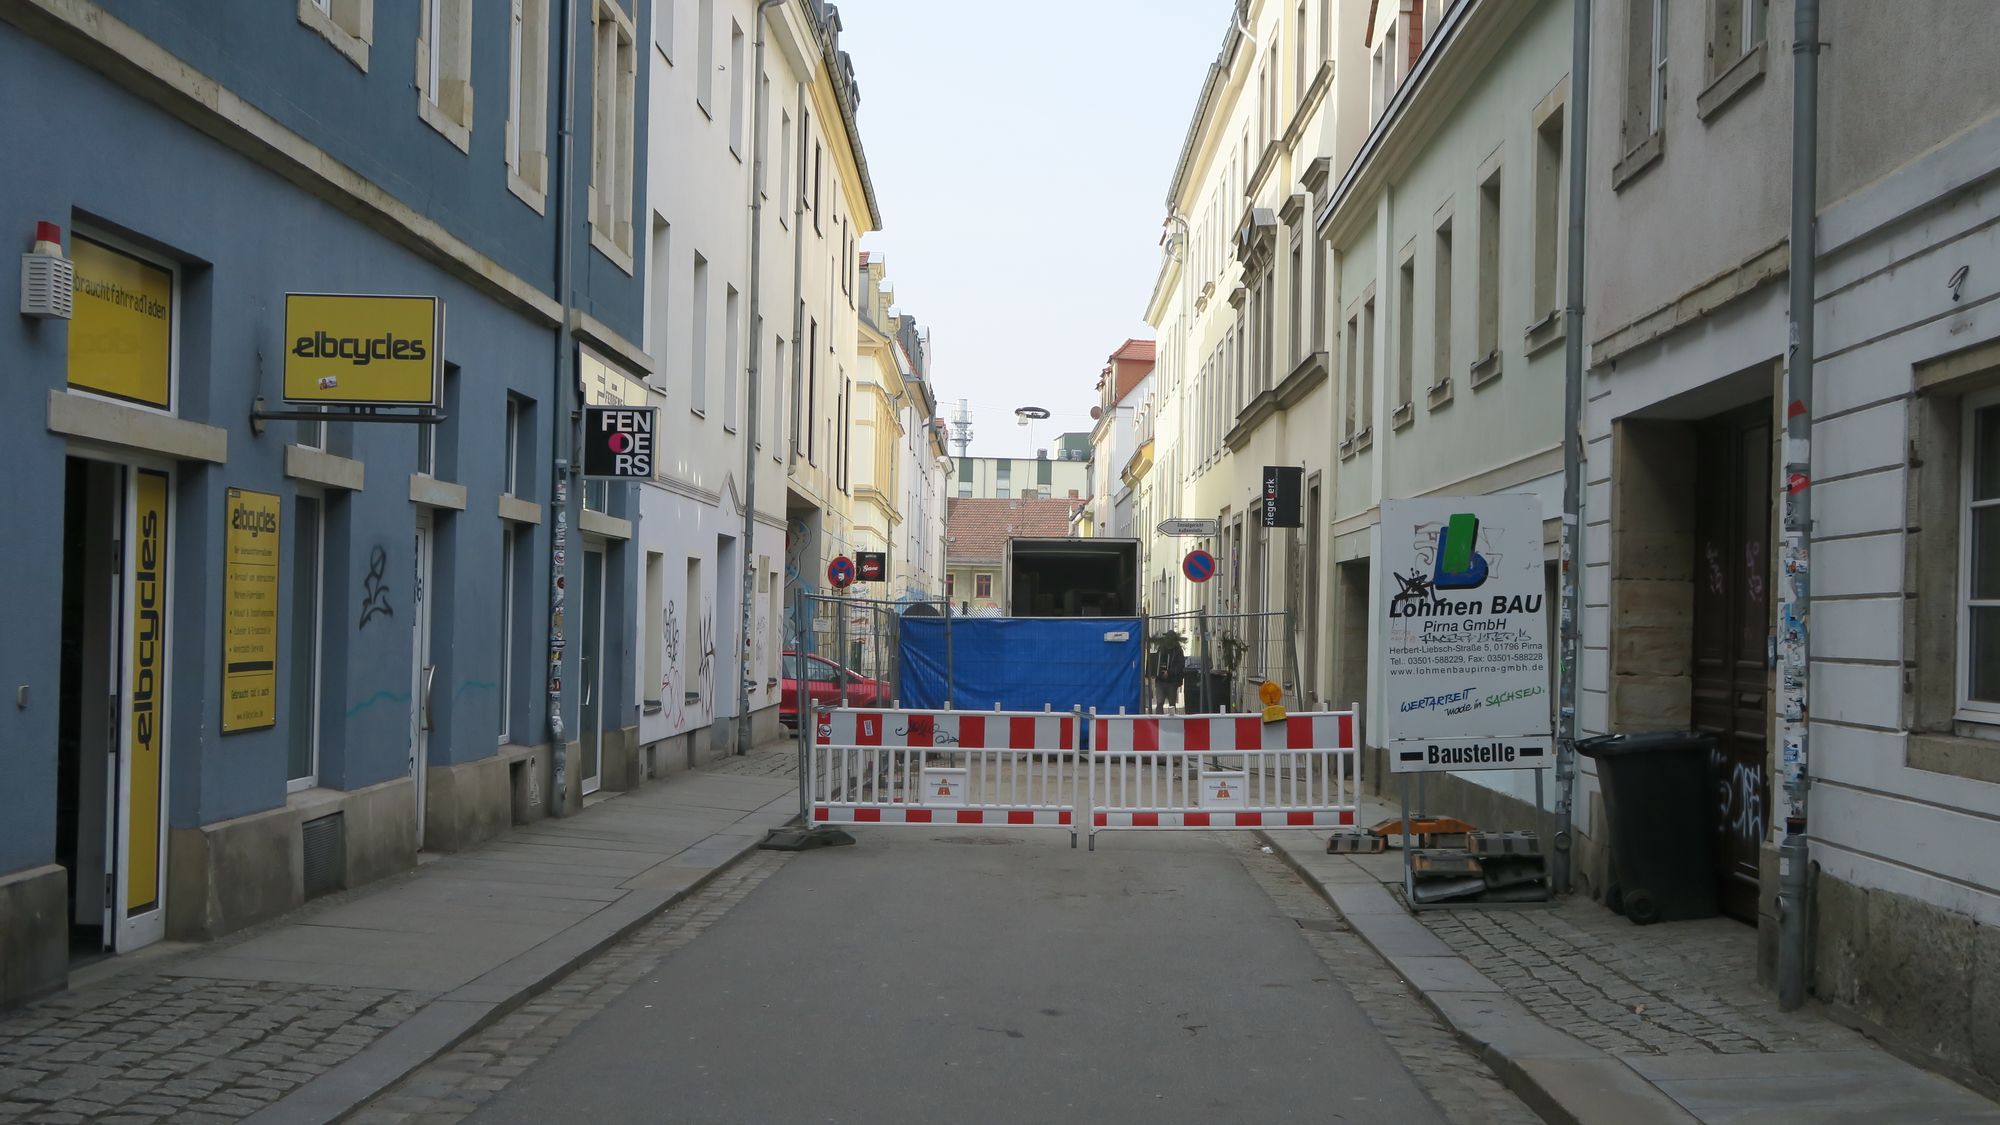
xmin=128 ymin=469 xmax=170 ymax=915
xmin=223 ymin=489 xmax=282 ymax=733
xmin=70 ymin=236 xmax=175 ymax=410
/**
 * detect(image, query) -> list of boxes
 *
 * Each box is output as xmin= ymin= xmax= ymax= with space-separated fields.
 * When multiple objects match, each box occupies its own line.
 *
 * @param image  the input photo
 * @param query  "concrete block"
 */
xmin=0 ymin=864 xmax=68 ymax=1010
xmin=167 ymin=808 xmax=303 ymax=942
xmin=599 ymin=725 xmax=643 ymax=791
xmin=502 ymin=744 xmax=549 ymax=825
xmin=341 ymin=777 xmax=418 ymax=887
xmin=423 ymin=756 xmax=510 ymax=853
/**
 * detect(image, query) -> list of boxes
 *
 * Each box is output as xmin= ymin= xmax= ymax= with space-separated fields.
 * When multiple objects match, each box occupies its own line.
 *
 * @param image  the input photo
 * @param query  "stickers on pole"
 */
xmin=1382 ymin=495 xmax=1552 ymax=773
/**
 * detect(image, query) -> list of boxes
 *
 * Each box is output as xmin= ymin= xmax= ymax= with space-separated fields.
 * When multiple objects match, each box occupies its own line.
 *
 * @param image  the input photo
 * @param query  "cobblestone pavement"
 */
xmin=1414 ymin=890 xmax=1860 ymax=1058
xmin=0 ymin=977 xmax=431 ymax=1123
xmin=1236 ymin=844 xmax=1543 ymax=1125
xmin=348 ymin=850 xmax=792 ymax=1124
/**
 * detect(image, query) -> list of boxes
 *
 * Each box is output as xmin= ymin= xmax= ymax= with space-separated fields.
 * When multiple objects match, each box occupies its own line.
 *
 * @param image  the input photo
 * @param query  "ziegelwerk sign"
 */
xmin=1381 ymin=495 xmax=1551 ymax=774
xmin=282 ymin=293 xmax=442 ymax=405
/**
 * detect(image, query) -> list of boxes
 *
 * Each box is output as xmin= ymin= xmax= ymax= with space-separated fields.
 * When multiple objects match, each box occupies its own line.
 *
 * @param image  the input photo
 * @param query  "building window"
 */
xmin=507 ymin=0 xmax=552 ymax=208
xmin=1319 ymin=0 xmax=1331 ymax=61
xmin=1532 ymin=103 xmax=1566 ymax=327
xmin=299 ymin=0 xmax=372 ymax=70
xmin=1395 ymin=254 xmax=1415 ymax=420
xmin=1289 ymin=240 xmax=1305 ymax=365
xmin=946 ymin=573 xmax=956 ymax=599
xmin=771 ymin=333 xmax=786 ymax=453
xmin=1295 ymin=0 xmax=1308 ymax=101
xmin=1360 ymin=295 xmax=1376 ymax=433
xmin=807 ymin=319 xmax=819 ymax=463
xmin=648 ymin=219 xmax=671 ymax=368
xmin=505 ymin=393 xmax=530 ymax=495
xmin=778 ymin=111 xmax=792 ymax=227
xmin=590 ymin=0 xmax=638 ymax=265
xmin=1624 ymin=0 xmax=1668 ymax=147
xmin=499 ymin=526 xmax=517 ymax=742
xmin=690 ymin=253 xmax=709 ymax=415
xmin=728 ymin=21 xmax=746 ymax=157
xmin=812 ymin=142 xmax=823 ymax=231
xmin=723 ymin=284 xmax=741 ymax=431
xmin=655 ymin=0 xmax=673 ymax=61
xmin=287 ymin=494 xmax=325 ymax=790
xmin=975 ymin=573 xmax=993 ymax=600
xmin=1707 ymin=0 xmax=1765 ymax=82
xmin=68 ymin=231 xmax=178 ymax=414
xmin=1343 ymin=313 xmax=1360 ymax=438
xmin=1433 ymin=215 xmax=1454 ymax=396
xmin=1476 ymin=166 xmax=1501 ymax=371
xmin=1962 ymin=397 xmax=2000 ymax=715
xmin=417 ymin=0 xmax=474 ymax=150
xmin=696 ymin=0 xmax=715 ymax=113
xmin=644 ymin=551 xmax=664 ymax=707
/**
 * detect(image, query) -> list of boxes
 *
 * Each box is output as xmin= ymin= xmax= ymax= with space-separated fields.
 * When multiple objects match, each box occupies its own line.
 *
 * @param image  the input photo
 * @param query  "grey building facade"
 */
xmin=0 ymin=0 xmax=649 ymax=1007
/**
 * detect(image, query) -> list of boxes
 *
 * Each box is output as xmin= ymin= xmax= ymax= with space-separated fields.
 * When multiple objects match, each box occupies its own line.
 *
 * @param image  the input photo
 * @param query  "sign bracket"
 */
xmin=250 ymin=397 xmax=444 ymax=435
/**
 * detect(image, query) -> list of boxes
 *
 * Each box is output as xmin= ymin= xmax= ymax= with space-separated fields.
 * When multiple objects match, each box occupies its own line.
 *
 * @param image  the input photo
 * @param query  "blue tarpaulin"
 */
xmin=900 ymin=617 xmax=1142 ymax=718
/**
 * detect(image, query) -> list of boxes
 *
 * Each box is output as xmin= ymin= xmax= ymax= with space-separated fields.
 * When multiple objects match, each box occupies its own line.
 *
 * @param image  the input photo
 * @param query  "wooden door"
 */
xmin=1691 ymin=404 xmax=1772 ymax=924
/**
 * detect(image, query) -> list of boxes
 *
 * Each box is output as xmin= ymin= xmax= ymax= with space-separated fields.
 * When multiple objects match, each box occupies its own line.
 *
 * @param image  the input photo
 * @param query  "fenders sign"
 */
xmin=282 ymin=293 xmax=443 ymax=405
xmin=1381 ymin=495 xmax=1552 ymax=773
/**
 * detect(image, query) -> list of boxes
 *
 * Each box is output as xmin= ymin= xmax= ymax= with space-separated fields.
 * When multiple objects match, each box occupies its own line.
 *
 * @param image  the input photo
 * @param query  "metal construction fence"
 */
xmin=1141 ymin=609 xmax=1307 ymax=714
xmin=790 ymin=591 xmax=951 ymax=710
xmin=804 ymin=704 xmax=1359 ymax=850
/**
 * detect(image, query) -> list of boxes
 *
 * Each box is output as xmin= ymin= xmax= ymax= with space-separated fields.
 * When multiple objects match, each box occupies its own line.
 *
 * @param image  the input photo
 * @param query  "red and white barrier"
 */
xmin=811 ymin=707 xmax=1080 ymax=843
xmin=1086 ymin=710 xmax=1361 ymax=847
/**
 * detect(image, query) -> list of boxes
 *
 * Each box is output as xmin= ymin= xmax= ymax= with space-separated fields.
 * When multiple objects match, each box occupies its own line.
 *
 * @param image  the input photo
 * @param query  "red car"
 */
xmin=779 ymin=651 xmax=885 ymax=726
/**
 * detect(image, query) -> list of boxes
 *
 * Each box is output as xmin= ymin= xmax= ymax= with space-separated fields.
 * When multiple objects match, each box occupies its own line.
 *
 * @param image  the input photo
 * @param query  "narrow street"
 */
xmin=358 ymin=831 xmax=1536 ymax=1125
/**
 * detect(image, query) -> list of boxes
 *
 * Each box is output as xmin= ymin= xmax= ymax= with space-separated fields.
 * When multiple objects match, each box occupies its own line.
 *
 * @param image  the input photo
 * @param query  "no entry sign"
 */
xmin=1183 ymin=549 xmax=1216 ymax=583
xmin=827 ymin=555 xmax=856 ymax=589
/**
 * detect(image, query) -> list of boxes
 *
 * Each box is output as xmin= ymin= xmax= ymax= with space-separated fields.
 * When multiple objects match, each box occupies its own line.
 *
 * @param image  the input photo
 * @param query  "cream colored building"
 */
xmin=853 ymin=256 xmax=951 ymax=605
xmin=636 ymin=0 xmax=878 ymax=763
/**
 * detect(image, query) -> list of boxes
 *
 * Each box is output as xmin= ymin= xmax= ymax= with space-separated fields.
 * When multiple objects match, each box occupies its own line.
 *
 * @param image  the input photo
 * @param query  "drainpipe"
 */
xmin=738 ymin=0 xmax=787 ymax=755
xmin=1777 ymin=0 xmax=1822 ymax=1013
xmin=1553 ymin=0 xmax=1592 ymax=895
xmin=545 ymin=0 xmax=582 ymax=816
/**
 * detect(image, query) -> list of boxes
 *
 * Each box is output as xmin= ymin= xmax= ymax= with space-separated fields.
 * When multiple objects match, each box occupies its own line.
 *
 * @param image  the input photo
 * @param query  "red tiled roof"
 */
xmin=945 ymin=497 xmax=1082 ymax=564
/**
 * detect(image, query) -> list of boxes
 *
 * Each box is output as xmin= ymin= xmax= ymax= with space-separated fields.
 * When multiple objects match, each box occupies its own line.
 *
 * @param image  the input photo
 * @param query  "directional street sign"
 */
xmin=1157 ymin=517 xmax=1220 ymax=537
xmin=827 ymin=555 xmax=856 ymax=589
xmin=1183 ymin=549 xmax=1217 ymax=584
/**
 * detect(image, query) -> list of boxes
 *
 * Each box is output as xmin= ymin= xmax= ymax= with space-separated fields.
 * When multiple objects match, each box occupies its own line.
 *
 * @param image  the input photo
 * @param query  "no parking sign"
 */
xmin=1183 ymin=549 xmax=1216 ymax=583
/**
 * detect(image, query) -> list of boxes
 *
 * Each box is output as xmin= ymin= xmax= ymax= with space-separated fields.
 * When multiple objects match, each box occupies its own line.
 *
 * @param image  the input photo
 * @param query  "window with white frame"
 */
xmin=1962 ymin=395 xmax=2000 ymax=715
xmin=591 ymin=0 xmax=638 ymax=264
xmin=287 ymin=494 xmax=325 ymax=790
xmin=417 ymin=0 xmax=474 ymax=149
xmin=299 ymin=0 xmax=372 ymax=69
xmin=507 ymin=0 xmax=552 ymax=206
xmin=1707 ymin=0 xmax=1766 ymax=82
xmin=505 ymin=392 xmax=530 ymax=495
xmin=1623 ymin=0 xmax=1668 ymax=152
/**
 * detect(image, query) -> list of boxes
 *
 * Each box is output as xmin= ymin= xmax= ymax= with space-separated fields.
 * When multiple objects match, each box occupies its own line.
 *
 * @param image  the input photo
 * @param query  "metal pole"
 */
xmin=1777 ymin=0 xmax=1822 ymax=1014
xmin=545 ymin=0 xmax=581 ymax=817
xmin=796 ymin=638 xmax=811 ymax=824
xmin=737 ymin=0 xmax=786 ymax=756
xmin=1283 ymin=608 xmax=1303 ymax=712
xmin=1554 ymin=0 xmax=1593 ymax=895
xmin=944 ymin=601 xmax=955 ymax=709
xmin=835 ymin=589 xmax=850 ymax=708
xmin=1198 ymin=606 xmax=1214 ymax=714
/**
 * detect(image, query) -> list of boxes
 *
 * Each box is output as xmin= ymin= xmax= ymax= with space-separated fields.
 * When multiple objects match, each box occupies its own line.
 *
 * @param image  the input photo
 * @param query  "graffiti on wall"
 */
xmin=358 ymin=545 xmax=395 ymax=629
xmin=661 ymin=599 xmax=685 ymax=731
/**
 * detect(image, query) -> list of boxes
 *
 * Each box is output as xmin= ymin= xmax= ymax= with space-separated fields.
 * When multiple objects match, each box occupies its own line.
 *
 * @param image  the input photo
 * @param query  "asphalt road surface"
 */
xmin=355 ymin=828 xmax=1536 ymax=1123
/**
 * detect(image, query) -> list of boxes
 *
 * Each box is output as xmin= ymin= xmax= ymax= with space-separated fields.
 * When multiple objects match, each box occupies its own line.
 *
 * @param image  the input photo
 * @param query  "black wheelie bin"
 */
xmin=1576 ymin=731 xmax=1719 ymax=924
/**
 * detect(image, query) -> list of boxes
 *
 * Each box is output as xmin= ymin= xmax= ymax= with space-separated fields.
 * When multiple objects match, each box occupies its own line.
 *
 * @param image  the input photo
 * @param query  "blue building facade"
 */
xmin=0 ymin=0 xmax=648 ymax=1006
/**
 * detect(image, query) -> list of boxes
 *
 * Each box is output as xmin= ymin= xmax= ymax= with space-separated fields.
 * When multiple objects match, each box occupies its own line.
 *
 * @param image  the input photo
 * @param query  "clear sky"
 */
xmin=833 ymin=0 xmax=1225 ymax=459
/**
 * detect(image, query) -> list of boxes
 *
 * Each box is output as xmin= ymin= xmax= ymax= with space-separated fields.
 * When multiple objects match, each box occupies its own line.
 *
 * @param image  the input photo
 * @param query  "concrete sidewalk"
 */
xmin=1263 ymin=796 xmax=2000 ymax=1125
xmin=0 ymin=743 xmax=801 ymax=1125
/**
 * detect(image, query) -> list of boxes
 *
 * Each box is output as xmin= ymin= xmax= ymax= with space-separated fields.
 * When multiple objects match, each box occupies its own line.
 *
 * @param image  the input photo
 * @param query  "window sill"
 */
xmin=689 ymin=407 xmax=707 ymax=420
xmin=1391 ymin=401 xmax=1414 ymax=432
xmin=697 ymin=97 xmax=712 ymax=120
xmin=1698 ymin=41 xmax=1767 ymax=123
xmin=730 ymin=145 xmax=744 ymax=164
xmin=1427 ymin=375 xmax=1455 ymax=411
xmin=1470 ymin=349 xmax=1503 ymax=389
xmin=642 ymin=700 xmax=663 ymax=715
xmin=1525 ymin=311 xmax=1565 ymax=358
xmin=417 ymin=96 xmax=472 ymax=154
xmin=1611 ymin=130 xmax=1664 ymax=191
xmin=286 ymin=444 xmax=365 ymax=491
xmin=498 ymin=493 xmax=542 ymax=524
xmin=1908 ymin=731 xmax=2000 ymax=786
xmin=409 ymin=473 xmax=467 ymax=511
xmin=507 ymin=170 xmax=549 ymax=215
xmin=589 ymin=226 xmax=636 ymax=276
xmin=297 ymin=1 xmax=370 ymax=71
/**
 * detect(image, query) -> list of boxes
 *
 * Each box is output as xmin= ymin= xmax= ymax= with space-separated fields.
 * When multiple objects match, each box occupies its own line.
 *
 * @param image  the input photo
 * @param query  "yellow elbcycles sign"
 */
xmin=282 ymin=293 xmax=442 ymax=405
xmin=222 ymin=488 xmax=282 ymax=733
xmin=69 ymin=235 xmax=175 ymax=410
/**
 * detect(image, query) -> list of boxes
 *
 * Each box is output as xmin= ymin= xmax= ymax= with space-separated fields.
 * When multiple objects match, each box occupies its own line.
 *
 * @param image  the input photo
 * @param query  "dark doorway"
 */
xmin=1691 ymin=403 xmax=1773 ymax=924
xmin=58 ymin=457 xmax=120 ymax=961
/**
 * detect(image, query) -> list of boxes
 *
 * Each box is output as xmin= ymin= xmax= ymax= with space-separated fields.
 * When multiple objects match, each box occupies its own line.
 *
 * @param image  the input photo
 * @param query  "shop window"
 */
xmin=67 ymin=231 xmax=177 ymax=414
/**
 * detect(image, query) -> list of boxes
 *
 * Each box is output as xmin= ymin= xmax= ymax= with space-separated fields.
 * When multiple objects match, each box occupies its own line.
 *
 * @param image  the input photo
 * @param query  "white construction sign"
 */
xmin=1382 ymin=495 xmax=1552 ymax=773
